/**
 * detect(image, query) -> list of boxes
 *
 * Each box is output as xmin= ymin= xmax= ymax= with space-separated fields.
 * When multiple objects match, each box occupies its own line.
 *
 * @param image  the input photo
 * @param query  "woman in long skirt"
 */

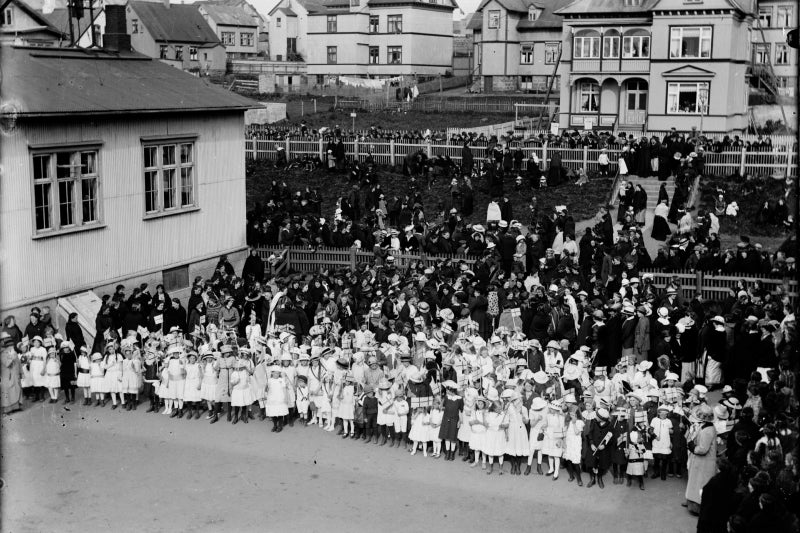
xmin=651 ymin=198 xmax=671 ymax=241
xmin=541 ymin=399 xmax=566 ymax=480
xmin=166 ymin=351 xmax=186 ymax=418
xmin=103 ymin=344 xmax=124 ymax=409
xmin=59 ymin=343 xmax=77 ymax=404
xmin=1 ymin=345 xmax=22 ymax=414
xmin=526 ymin=397 xmax=547 ymax=475
xmin=76 ymin=347 xmax=92 ymax=405
xmin=183 ymin=352 xmax=202 ymax=419
xmin=438 ymin=381 xmax=464 ymax=460
xmin=502 ymin=390 xmax=530 ymax=475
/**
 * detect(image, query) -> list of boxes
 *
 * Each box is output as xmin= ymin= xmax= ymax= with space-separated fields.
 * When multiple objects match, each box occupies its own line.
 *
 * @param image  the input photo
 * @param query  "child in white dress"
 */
xmin=76 ymin=347 xmax=92 ymax=405
xmin=296 ymin=375 xmax=310 ymax=424
xmin=428 ymin=399 xmax=444 ymax=458
xmin=336 ymin=374 xmax=356 ymax=438
xmin=392 ymin=390 xmax=409 ymax=450
xmin=526 ymin=397 xmax=547 ymax=475
xmin=89 ymin=353 xmax=106 ymax=405
xmin=183 ymin=353 xmax=202 ymax=419
xmin=200 ymin=354 xmax=218 ymax=419
xmin=44 ymin=348 xmax=61 ymax=402
xmin=265 ymin=365 xmax=289 ymax=432
xmin=408 ymin=407 xmax=430 ymax=456
xmin=469 ymin=397 xmax=488 ymax=468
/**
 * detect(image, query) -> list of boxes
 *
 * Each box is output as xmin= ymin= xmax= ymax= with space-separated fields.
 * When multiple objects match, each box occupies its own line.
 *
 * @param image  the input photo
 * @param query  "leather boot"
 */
xmin=232 ymin=408 xmax=239 ymax=425
xmin=259 ymin=407 xmax=267 ymax=421
xmin=524 ymin=464 xmax=532 ymax=475
xmin=575 ymin=469 xmax=583 ymax=487
xmin=567 ymin=464 xmax=575 ymax=482
xmin=275 ymin=418 xmax=283 ymax=432
xmin=379 ymin=433 xmax=387 ymax=446
xmin=177 ymin=407 xmax=184 ymax=419
xmin=195 ymin=406 xmax=202 ymax=419
xmin=536 ymin=463 xmax=543 ymax=475
xmin=638 ymin=476 xmax=645 ymax=490
xmin=248 ymin=407 xmax=255 ymax=420
xmin=210 ymin=406 xmax=219 ymax=424
xmin=587 ymin=473 xmax=596 ymax=488
xmin=242 ymin=408 xmax=249 ymax=424
xmin=660 ymin=461 xmax=668 ymax=481
xmin=227 ymin=405 xmax=232 ymax=422
xmin=597 ymin=473 xmax=605 ymax=489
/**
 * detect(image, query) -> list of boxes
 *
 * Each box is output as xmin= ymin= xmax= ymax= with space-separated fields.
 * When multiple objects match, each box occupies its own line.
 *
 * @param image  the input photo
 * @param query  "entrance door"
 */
xmin=625 ymin=79 xmax=647 ymax=124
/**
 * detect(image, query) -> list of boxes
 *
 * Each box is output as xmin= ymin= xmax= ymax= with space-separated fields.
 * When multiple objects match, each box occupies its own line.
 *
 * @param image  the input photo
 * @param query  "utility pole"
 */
xmin=68 ymin=0 xmax=75 ymax=46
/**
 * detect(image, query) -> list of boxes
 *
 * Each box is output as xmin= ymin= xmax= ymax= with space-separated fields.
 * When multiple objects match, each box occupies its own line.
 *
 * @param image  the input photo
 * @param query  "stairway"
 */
xmin=617 ymin=177 xmax=674 ymax=211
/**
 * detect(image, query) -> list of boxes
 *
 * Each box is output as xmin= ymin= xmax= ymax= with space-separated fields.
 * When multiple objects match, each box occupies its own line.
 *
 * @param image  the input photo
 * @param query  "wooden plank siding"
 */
xmin=0 ymin=113 xmax=248 ymax=312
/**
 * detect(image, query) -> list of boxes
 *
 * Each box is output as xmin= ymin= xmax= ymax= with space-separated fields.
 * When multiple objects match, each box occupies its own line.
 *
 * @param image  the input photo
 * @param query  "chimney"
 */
xmin=103 ymin=4 xmax=132 ymax=52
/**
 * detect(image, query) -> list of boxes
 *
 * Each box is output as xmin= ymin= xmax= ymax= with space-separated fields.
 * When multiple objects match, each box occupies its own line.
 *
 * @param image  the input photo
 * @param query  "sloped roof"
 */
xmin=0 ymin=46 xmax=256 ymax=117
xmin=465 ymin=11 xmax=482 ymax=29
xmin=0 ymin=0 xmax=63 ymax=35
xmin=476 ymin=0 xmax=528 ymax=13
xmin=367 ymin=0 xmax=456 ymax=7
xmin=295 ymin=0 xmax=327 ymax=13
xmin=556 ymin=0 xmax=658 ymax=15
xmin=130 ymin=1 xmax=220 ymax=44
xmin=516 ymin=0 xmax=570 ymax=28
xmin=39 ymin=6 xmax=102 ymax=37
xmin=201 ymin=3 xmax=258 ymax=26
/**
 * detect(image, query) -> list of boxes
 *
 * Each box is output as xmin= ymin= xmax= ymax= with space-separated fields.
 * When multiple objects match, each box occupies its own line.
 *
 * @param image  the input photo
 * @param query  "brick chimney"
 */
xmin=103 ymin=4 xmax=132 ymax=52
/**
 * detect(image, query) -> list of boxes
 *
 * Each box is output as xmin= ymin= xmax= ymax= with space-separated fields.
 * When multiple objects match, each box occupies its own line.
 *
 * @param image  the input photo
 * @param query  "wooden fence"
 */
xmin=255 ymin=248 xmax=798 ymax=303
xmin=245 ymin=138 xmax=798 ymax=177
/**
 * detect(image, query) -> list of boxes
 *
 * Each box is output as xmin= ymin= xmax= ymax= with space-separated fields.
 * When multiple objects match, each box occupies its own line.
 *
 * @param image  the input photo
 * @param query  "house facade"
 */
xmin=0 ymin=0 xmax=64 ymax=46
xmin=471 ymin=0 xmax=571 ymax=93
xmin=753 ymin=0 xmax=796 ymax=98
xmin=0 ymin=44 xmax=253 ymax=323
xmin=305 ymin=0 xmax=455 ymax=78
xmin=268 ymin=0 xmax=324 ymax=61
xmin=128 ymin=0 xmax=227 ymax=74
xmin=556 ymin=0 xmax=756 ymax=133
xmin=199 ymin=3 xmax=259 ymax=59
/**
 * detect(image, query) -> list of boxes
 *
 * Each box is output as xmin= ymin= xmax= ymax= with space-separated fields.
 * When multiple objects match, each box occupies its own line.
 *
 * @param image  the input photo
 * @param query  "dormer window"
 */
xmin=528 ymin=6 xmax=540 ymax=21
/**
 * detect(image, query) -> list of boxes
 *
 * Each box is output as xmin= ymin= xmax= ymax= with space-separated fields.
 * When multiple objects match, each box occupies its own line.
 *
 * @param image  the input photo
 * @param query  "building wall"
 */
xmin=754 ymin=0 xmax=797 ymax=97
xmin=268 ymin=12 xmax=297 ymax=60
xmin=207 ymin=20 xmax=259 ymax=57
xmin=0 ymin=113 xmax=247 ymax=315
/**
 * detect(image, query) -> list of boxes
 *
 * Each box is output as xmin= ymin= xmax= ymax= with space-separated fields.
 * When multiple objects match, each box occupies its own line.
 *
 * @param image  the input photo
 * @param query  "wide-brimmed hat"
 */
xmin=442 ymin=380 xmax=458 ymax=390
xmin=694 ymin=404 xmax=714 ymax=423
xmin=530 ymin=397 xmax=547 ymax=411
xmin=637 ymin=361 xmax=653 ymax=372
xmin=377 ymin=378 xmax=392 ymax=390
xmin=532 ymin=370 xmax=548 ymax=384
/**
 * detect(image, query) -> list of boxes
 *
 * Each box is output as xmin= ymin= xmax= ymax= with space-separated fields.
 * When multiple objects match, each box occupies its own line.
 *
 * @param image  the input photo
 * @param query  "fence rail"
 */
xmin=245 ymin=138 xmax=797 ymax=177
xmin=255 ymin=248 xmax=798 ymax=303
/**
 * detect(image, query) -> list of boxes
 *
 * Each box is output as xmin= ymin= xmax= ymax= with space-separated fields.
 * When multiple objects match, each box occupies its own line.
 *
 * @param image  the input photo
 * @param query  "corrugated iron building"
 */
xmin=0 ymin=43 xmax=254 ymax=325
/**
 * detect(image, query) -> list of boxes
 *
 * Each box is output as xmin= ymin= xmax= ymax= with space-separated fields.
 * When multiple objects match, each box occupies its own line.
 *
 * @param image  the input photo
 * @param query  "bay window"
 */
xmin=669 ymin=26 xmax=711 ymax=59
xmin=602 ymin=34 xmax=619 ymax=58
xmin=667 ymin=82 xmax=709 ymax=114
xmin=622 ymin=33 xmax=649 ymax=58
xmin=574 ymin=31 xmax=600 ymax=59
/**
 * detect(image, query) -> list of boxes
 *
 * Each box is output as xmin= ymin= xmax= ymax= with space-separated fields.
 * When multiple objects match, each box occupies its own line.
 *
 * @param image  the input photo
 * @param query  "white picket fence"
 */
xmin=245 ymin=138 xmax=798 ymax=177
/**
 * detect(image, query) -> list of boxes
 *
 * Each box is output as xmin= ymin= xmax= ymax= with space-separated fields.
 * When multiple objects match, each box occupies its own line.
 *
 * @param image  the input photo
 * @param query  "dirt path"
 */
xmin=2 ymin=402 xmax=696 ymax=533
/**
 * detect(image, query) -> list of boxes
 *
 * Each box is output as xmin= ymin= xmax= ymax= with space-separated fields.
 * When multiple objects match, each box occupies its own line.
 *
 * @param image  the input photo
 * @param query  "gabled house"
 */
xmin=199 ymin=3 xmax=260 ymax=59
xmin=472 ymin=0 xmax=571 ymax=93
xmin=0 ymin=0 xmax=64 ymax=46
xmin=305 ymin=0 xmax=456 ymax=78
xmin=127 ymin=0 xmax=227 ymax=75
xmin=555 ymin=0 xmax=756 ymax=133
xmin=268 ymin=0 xmax=325 ymax=61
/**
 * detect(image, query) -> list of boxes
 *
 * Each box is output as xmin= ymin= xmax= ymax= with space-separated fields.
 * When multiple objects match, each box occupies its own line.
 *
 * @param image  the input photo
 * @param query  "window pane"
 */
xmin=145 ymin=170 xmax=158 ymax=213
xmin=163 ymin=169 xmax=176 ymax=209
xmin=34 ymin=183 xmax=51 ymax=230
xmin=162 ymin=145 xmax=175 ymax=166
xmin=144 ymin=146 xmax=157 ymax=168
xmin=56 ymin=152 xmax=72 ymax=179
xmin=80 ymin=151 xmax=97 ymax=175
xmin=180 ymin=167 xmax=193 ymax=206
xmin=82 ymin=177 xmax=97 ymax=223
xmin=33 ymin=155 xmax=50 ymax=181
xmin=180 ymin=143 xmax=192 ymax=164
xmin=58 ymin=180 xmax=74 ymax=226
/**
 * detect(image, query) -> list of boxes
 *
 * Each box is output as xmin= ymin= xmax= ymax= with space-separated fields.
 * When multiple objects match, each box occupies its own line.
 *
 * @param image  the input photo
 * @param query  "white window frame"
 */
xmin=3 ymin=7 xmax=13 ymax=25
xmin=758 ymin=7 xmax=773 ymax=28
xmin=776 ymin=6 xmax=793 ymax=28
xmin=669 ymin=26 xmax=712 ymax=59
xmin=327 ymin=15 xmax=337 ymax=33
xmin=159 ymin=44 xmax=168 ymax=59
xmin=753 ymin=43 xmax=771 ymax=64
xmin=30 ymin=145 xmax=103 ymax=236
xmin=189 ymin=46 xmax=198 ymax=60
xmin=277 ymin=17 xmax=281 ymax=27
xmin=175 ymin=46 xmax=183 ymax=61
xmin=520 ymin=75 xmax=534 ymax=90
xmin=327 ymin=46 xmax=337 ymax=64
xmin=574 ymin=35 xmax=600 ymax=58
xmin=520 ymin=44 xmax=533 ymax=64
xmin=775 ymin=43 xmax=790 ymax=65
xmin=131 ymin=18 xmax=139 ymax=33
xmin=528 ymin=7 xmax=539 ymax=21
xmin=544 ymin=42 xmax=560 ymax=64
xmin=240 ymin=32 xmax=254 ymax=47
xmin=369 ymin=15 xmax=379 ymax=33
xmin=602 ymin=35 xmax=619 ymax=58
xmin=369 ymin=46 xmax=379 ymax=64
xmin=666 ymin=81 xmax=709 ymax=115
xmin=622 ymin=34 xmax=649 ymax=58
xmin=387 ymin=14 xmax=402 ymax=33
xmin=142 ymin=139 xmax=198 ymax=218
xmin=221 ymin=31 xmax=235 ymax=45
xmin=388 ymin=45 xmax=402 ymax=64
xmin=577 ymin=82 xmax=599 ymax=112
xmin=488 ymin=10 xmax=500 ymax=29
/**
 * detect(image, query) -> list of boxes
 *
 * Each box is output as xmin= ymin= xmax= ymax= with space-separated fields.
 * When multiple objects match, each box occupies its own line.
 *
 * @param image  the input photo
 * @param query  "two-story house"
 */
xmin=556 ymin=0 xmax=755 ymax=133
xmin=268 ymin=0 xmax=324 ymax=61
xmin=752 ymin=0 xmax=796 ymax=99
xmin=199 ymin=3 xmax=259 ymax=59
xmin=305 ymin=0 xmax=455 ymax=78
xmin=127 ymin=0 xmax=227 ymax=75
xmin=472 ymin=0 xmax=571 ymax=93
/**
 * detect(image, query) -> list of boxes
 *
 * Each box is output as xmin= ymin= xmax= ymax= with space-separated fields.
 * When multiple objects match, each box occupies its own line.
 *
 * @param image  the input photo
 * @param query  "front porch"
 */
xmin=566 ymin=76 xmax=649 ymax=131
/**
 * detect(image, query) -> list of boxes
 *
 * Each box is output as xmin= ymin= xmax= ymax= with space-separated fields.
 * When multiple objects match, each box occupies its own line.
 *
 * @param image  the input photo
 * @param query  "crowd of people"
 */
xmin=1 ymin=242 xmax=798 ymax=531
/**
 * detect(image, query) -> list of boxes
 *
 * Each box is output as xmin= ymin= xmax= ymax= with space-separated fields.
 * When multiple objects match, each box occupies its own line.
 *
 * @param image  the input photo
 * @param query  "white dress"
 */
xmin=295 ymin=384 xmax=310 ymax=414
xmin=121 ymin=359 xmax=142 ymax=394
xmin=335 ymin=383 xmax=355 ymax=420
xmin=542 ymin=412 xmax=566 ymax=457
xmin=264 ymin=376 xmax=289 ymax=416
xmin=504 ymin=406 xmax=530 ymax=456
xmin=45 ymin=357 xmax=61 ymax=388
xmin=529 ymin=412 xmax=546 ymax=453
xmin=29 ymin=347 xmax=47 ymax=387
xmin=76 ymin=355 xmax=92 ymax=388
xmin=393 ymin=399 xmax=409 ymax=432
xmin=103 ymin=355 xmax=123 ymax=394
xmin=428 ymin=409 xmax=443 ymax=443
xmin=308 ymin=368 xmax=330 ymax=414
xmin=650 ymin=417 xmax=673 ymax=455
xmin=457 ymin=387 xmax=478 ymax=442
xmin=165 ymin=358 xmax=186 ymax=400
xmin=563 ymin=419 xmax=585 ymax=463
xmin=469 ymin=409 xmax=488 ymax=453
xmin=90 ymin=361 xmax=106 ymax=393
xmin=377 ymin=391 xmax=394 ymax=426
xmin=409 ymin=412 xmax=430 ymax=442
xmin=200 ymin=362 xmax=218 ymax=402
xmin=230 ymin=368 xmax=253 ymax=407
xmin=482 ymin=411 xmax=506 ymax=457
xmin=250 ymin=363 xmax=268 ymax=403
xmin=183 ymin=363 xmax=202 ymax=402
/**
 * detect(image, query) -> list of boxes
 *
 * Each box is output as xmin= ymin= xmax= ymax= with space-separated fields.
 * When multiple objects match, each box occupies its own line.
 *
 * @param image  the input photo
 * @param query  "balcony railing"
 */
xmin=570 ymin=113 xmax=617 ymax=128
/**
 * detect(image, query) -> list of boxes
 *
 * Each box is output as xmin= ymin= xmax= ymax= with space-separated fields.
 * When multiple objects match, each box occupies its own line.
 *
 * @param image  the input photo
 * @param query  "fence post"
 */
xmin=786 ymin=148 xmax=793 ymax=177
xmin=695 ymin=270 xmax=703 ymax=298
xmin=349 ymin=248 xmax=356 ymax=269
xmin=354 ymin=137 xmax=359 ymax=162
xmin=582 ymin=145 xmax=588 ymax=171
xmin=318 ymin=138 xmax=324 ymax=158
xmin=285 ymin=137 xmax=291 ymax=159
xmin=739 ymin=147 xmax=747 ymax=177
xmin=542 ymin=141 xmax=548 ymax=170
xmin=390 ymin=138 xmax=396 ymax=167
xmin=426 ymin=139 xmax=432 ymax=159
